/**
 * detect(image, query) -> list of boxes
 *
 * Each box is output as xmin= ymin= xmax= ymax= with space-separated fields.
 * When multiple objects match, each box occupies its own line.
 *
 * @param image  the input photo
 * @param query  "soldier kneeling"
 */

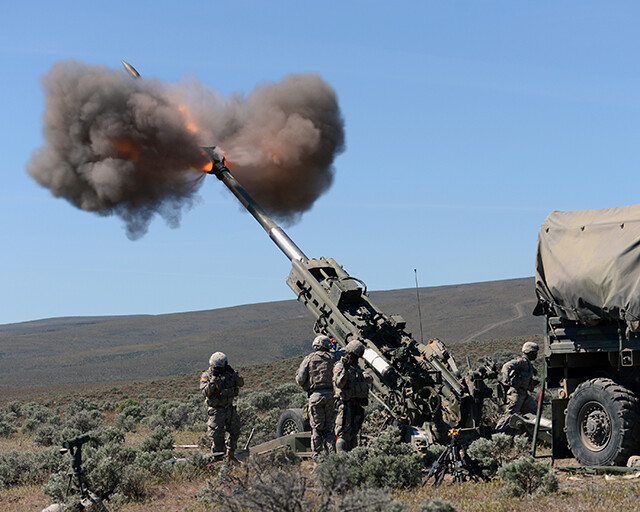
xmin=495 ymin=341 xmax=539 ymax=433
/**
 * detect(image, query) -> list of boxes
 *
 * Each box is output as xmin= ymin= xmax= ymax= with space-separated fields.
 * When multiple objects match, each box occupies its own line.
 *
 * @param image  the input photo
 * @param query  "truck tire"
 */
xmin=565 ymin=378 xmax=640 ymax=466
xmin=276 ymin=408 xmax=310 ymax=437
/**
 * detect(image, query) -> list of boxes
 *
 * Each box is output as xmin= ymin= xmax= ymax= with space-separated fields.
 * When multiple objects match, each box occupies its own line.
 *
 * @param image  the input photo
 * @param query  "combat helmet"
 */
xmin=345 ymin=339 xmax=365 ymax=357
xmin=312 ymin=335 xmax=331 ymax=351
xmin=209 ymin=351 xmax=228 ymax=368
xmin=522 ymin=341 xmax=539 ymax=354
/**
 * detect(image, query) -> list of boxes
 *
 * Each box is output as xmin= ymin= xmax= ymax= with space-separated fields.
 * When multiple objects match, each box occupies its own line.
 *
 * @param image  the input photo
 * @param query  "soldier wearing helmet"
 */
xmin=333 ymin=339 xmax=370 ymax=452
xmin=495 ymin=341 xmax=540 ymax=433
xmin=200 ymin=351 xmax=244 ymax=462
xmin=296 ymin=334 xmax=338 ymax=461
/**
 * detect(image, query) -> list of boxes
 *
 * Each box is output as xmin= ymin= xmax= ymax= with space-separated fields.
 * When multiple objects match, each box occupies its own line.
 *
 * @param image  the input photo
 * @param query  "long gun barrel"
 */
xmin=203 ymin=146 xmax=493 ymax=443
xmin=202 ymin=147 xmax=307 ymax=263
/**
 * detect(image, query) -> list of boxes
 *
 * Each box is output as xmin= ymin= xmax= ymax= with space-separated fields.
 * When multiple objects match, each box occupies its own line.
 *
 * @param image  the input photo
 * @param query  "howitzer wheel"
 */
xmin=565 ymin=378 xmax=640 ymax=466
xmin=276 ymin=408 xmax=310 ymax=437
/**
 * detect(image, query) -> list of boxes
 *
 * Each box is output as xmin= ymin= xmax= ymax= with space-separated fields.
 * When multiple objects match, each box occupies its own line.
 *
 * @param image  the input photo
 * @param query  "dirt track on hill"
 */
xmin=460 ymin=299 xmax=537 ymax=344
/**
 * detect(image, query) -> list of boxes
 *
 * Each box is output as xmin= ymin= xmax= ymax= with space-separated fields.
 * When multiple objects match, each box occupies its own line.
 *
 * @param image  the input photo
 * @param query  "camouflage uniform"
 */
xmin=333 ymin=345 xmax=369 ymax=452
xmin=200 ymin=360 xmax=244 ymax=455
xmin=296 ymin=342 xmax=337 ymax=461
xmin=495 ymin=353 xmax=538 ymax=432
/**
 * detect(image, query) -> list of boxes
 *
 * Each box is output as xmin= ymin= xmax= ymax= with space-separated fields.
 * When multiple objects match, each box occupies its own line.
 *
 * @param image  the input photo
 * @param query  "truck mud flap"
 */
xmin=551 ymin=398 xmax=572 ymax=459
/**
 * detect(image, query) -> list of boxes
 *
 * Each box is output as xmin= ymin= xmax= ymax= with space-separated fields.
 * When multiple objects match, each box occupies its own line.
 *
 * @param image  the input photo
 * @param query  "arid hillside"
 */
xmin=0 ymin=277 xmax=541 ymax=389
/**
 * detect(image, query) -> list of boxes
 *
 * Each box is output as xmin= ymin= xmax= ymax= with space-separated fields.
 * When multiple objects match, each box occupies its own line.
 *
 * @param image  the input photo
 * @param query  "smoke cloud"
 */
xmin=27 ymin=60 xmax=345 ymax=239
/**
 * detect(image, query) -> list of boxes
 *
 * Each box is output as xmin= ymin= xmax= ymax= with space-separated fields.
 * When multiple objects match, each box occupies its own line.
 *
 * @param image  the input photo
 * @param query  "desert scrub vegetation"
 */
xmin=3 ymin=385 xmax=640 ymax=511
xmin=314 ymin=427 xmax=425 ymax=492
xmin=42 ymin=426 xmax=208 ymax=503
xmin=198 ymin=436 xmax=457 ymax=512
xmin=0 ymin=389 xmax=558 ymax=508
xmin=466 ymin=433 xmax=530 ymax=477
xmin=0 ymin=380 xmax=306 ymax=505
xmin=0 ymin=448 xmax=66 ymax=488
xmin=497 ymin=455 xmax=558 ymax=497
xmin=417 ymin=498 xmax=458 ymax=512
xmin=463 ymin=434 xmax=558 ymax=498
xmin=0 ymin=380 xmax=304 ymax=446
xmin=198 ymin=450 xmax=413 ymax=512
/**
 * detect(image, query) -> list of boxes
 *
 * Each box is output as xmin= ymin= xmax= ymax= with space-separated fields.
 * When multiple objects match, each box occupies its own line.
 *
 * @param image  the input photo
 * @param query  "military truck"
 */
xmin=534 ymin=204 xmax=640 ymax=466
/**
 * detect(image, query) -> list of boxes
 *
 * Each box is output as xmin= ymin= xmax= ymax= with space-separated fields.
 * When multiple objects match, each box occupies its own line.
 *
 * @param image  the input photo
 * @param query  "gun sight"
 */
xmin=62 ymin=434 xmax=90 ymax=451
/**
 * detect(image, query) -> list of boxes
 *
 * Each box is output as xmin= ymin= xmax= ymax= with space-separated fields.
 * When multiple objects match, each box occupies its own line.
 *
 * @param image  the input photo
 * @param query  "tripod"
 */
xmin=61 ymin=435 xmax=90 ymax=499
xmin=60 ymin=435 xmax=109 ymax=511
xmin=423 ymin=429 xmax=483 ymax=487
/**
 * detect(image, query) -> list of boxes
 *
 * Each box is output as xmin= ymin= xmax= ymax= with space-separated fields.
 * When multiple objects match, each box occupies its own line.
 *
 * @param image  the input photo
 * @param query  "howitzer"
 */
xmin=203 ymin=147 xmax=497 ymax=444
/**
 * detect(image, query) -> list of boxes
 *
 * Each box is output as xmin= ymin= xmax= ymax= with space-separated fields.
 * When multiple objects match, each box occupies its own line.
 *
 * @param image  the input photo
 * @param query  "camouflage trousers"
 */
xmin=207 ymin=404 xmax=241 ymax=453
xmin=495 ymin=388 xmax=537 ymax=432
xmin=308 ymin=391 xmax=336 ymax=461
xmin=335 ymin=399 xmax=365 ymax=452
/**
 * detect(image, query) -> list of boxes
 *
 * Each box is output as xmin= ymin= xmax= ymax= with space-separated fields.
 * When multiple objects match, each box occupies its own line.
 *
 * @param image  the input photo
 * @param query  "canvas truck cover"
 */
xmin=535 ymin=204 xmax=640 ymax=332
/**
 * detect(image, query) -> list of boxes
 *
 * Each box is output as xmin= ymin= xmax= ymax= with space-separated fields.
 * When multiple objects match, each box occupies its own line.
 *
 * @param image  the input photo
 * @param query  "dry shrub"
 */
xmin=314 ymin=427 xmax=423 ymax=492
xmin=497 ymin=455 xmax=558 ymax=497
xmin=198 ymin=453 xmax=408 ymax=512
xmin=467 ymin=433 xmax=529 ymax=477
xmin=417 ymin=498 xmax=457 ymax=512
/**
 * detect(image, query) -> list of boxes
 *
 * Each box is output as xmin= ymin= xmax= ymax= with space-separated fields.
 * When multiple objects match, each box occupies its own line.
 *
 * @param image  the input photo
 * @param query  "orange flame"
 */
xmin=199 ymin=149 xmax=214 ymax=173
xmin=178 ymin=105 xmax=199 ymax=134
xmin=199 ymin=152 xmax=231 ymax=174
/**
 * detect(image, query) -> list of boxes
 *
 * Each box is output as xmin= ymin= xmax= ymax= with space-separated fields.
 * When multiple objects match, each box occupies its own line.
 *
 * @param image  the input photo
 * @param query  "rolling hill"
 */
xmin=0 ymin=277 xmax=542 ymax=390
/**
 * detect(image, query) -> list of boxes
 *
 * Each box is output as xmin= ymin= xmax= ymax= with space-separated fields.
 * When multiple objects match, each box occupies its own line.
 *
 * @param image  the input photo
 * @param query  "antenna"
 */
xmin=414 ymin=268 xmax=424 ymax=343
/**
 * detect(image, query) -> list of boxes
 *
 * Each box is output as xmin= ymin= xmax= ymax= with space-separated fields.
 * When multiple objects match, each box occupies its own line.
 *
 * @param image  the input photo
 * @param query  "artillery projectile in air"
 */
xmin=121 ymin=60 xmax=140 ymax=79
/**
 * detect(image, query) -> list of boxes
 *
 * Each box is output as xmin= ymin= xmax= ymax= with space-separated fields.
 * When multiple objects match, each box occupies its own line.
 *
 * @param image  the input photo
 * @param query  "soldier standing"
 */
xmin=333 ymin=339 xmax=369 ymax=452
xmin=296 ymin=334 xmax=337 ymax=462
xmin=200 ymin=351 xmax=244 ymax=462
xmin=495 ymin=341 xmax=540 ymax=433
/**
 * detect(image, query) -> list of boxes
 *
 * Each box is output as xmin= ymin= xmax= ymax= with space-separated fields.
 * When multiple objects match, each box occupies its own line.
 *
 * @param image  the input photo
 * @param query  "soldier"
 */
xmin=333 ymin=339 xmax=369 ymax=452
xmin=495 ymin=341 xmax=540 ymax=433
xmin=200 ymin=351 xmax=244 ymax=462
xmin=296 ymin=334 xmax=337 ymax=462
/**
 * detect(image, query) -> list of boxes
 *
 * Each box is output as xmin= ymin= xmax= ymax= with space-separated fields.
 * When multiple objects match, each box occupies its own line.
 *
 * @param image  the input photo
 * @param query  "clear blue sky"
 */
xmin=2 ymin=2 xmax=639 ymax=326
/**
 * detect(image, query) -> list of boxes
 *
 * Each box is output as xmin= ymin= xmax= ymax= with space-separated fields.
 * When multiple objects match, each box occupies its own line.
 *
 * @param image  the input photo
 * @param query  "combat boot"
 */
xmin=211 ymin=442 xmax=225 ymax=462
xmin=226 ymin=447 xmax=239 ymax=464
